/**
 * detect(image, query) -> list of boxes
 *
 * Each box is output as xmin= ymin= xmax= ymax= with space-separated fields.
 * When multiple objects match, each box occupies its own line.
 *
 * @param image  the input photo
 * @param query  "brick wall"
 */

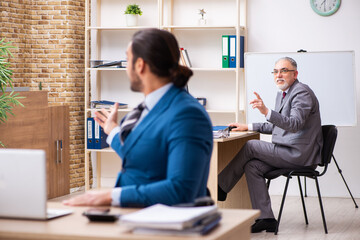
xmin=0 ymin=0 xmax=89 ymax=189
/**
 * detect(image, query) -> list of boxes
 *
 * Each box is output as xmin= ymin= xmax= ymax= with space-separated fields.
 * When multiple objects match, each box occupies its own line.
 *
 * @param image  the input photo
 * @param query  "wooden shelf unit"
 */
xmin=84 ymin=0 xmax=247 ymax=189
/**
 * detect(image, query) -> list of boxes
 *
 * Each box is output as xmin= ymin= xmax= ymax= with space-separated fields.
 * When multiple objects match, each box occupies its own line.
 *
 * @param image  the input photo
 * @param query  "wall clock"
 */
xmin=310 ymin=0 xmax=341 ymax=16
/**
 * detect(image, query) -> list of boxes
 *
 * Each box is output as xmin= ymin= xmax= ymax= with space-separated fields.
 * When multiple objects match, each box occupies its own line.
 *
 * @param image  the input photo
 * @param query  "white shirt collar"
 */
xmin=144 ymin=83 xmax=173 ymax=111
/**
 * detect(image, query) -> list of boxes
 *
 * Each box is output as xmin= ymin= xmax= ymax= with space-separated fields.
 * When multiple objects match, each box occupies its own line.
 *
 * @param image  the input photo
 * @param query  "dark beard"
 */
xmin=130 ymin=72 xmax=143 ymax=92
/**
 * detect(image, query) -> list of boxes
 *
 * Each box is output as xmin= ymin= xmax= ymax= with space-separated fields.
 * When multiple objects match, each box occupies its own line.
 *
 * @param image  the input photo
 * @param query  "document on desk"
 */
xmin=132 ymin=212 xmax=221 ymax=236
xmin=120 ymin=204 xmax=218 ymax=230
xmin=213 ymin=126 xmax=232 ymax=139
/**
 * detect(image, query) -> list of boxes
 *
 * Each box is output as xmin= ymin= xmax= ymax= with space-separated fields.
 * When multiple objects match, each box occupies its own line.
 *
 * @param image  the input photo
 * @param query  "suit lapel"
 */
xmin=275 ymin=92 xmax=282 ymax=112
xmin=122 ymin=85 xmax=181 ymax=158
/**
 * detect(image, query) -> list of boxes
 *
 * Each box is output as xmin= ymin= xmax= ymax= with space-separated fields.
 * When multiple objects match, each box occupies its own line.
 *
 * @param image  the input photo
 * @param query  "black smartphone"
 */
xmin=82 ymin=208 xmax=120 ymax=222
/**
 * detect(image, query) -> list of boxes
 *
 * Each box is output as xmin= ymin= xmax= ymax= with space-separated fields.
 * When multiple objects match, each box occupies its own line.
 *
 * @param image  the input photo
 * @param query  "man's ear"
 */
xmin=134 ymin=57 xmax=145 ymax=74
xmin=294 ymin=70 xmax=299 ymax=79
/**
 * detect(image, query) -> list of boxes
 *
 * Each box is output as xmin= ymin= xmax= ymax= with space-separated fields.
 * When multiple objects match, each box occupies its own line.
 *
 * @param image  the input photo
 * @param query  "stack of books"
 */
xmin=91 ymin=100 xmax=128 ymax=109
xmin=120 ymin=204 xmax=221 ymax=236
xmin=90 ymin=60 xmax=127 ymax=68
xmin=213 ymin=125 xmax=235 ymax=139
xmin=179 ymin=48 xmax=192 ymax=68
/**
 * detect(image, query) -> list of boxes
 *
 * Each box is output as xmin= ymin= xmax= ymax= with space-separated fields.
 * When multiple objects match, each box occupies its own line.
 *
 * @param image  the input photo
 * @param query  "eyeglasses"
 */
xmin=271 ymin=68 xmax=296 ymax=75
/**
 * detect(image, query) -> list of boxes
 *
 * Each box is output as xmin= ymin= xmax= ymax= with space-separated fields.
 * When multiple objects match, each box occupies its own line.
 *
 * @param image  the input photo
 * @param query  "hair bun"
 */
xmin=170 ymin=65 xmax=193 ymax=88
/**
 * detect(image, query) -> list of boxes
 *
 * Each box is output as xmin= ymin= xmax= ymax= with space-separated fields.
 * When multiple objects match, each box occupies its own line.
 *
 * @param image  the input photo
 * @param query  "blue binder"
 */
xmin=229 ymin=35 xmax=236 ymax=68
xmin=240 ymin=35 xmax=245 ymax=68
xmin=94 ymin=121 xmax=109 ymax=149
xmin=87 ymin=118 xmax=94 ymax=149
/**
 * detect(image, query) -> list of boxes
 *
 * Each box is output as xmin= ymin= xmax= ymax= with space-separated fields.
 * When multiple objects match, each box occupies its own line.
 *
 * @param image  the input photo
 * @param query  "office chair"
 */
xmin=264 ymin=125 xmax=338 ymax=235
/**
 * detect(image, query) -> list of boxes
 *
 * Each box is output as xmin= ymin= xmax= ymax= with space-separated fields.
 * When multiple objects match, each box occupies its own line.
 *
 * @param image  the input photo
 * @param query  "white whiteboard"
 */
xmin=245 ymin=51 xmax=357 ymax=126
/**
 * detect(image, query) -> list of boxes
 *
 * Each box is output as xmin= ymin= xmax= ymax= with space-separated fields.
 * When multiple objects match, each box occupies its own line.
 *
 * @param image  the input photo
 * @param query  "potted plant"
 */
xmin=124 ymin=4 xmax=143 ymax=27
xmin=0 ymin=38 xmax=24 ymax=147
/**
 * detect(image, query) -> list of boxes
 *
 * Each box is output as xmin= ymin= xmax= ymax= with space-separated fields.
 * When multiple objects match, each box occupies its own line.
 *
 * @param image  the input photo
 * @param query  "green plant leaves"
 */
xmin=124 ymin=4 xmax=143 ymax=15
xmin=0 ymin=38 xmax=25 ymax=146
xmin=0 ymin=91 xmax=24 ymax=123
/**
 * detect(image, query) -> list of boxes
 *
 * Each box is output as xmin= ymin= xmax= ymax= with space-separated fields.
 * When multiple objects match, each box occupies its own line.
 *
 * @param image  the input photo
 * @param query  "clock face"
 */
xmin=310 ymin=0 xmax=341 ymax=16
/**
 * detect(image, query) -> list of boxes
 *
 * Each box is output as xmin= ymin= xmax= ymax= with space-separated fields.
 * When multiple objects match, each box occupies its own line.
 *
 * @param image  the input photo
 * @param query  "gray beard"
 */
xmin=276 ymin=79 xmax=289 ymax=91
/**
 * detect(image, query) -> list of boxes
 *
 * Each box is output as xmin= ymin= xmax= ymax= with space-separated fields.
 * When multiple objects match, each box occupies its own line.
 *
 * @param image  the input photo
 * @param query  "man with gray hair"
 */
xmin=218 ymin=57 xmax=322 ymax=233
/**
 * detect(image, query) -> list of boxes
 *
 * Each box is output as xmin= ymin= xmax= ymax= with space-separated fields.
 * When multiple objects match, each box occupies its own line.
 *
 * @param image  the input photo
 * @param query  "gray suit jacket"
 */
xmin=253 ymin=80 xmax=323 ymax=167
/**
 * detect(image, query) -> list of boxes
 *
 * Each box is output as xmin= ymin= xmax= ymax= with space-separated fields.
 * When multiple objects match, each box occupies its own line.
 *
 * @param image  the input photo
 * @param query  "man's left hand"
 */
xmin=94 ymin=103 xmax=119 ymax=135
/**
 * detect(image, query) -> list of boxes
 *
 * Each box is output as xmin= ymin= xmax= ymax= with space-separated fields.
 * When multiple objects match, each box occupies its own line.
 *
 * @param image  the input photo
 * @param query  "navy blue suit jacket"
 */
xmin=111 ymin=85 xmax=213 ymax=207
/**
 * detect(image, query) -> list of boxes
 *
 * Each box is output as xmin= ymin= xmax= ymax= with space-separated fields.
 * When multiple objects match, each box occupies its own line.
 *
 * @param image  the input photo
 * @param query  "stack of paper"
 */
xmin=120 ymin=204 xmax=221 ymax=236
xmin=213 ymin=126 xmax=231 ymax=139
xmin=91 ymin=100 xmax=128 ymax=109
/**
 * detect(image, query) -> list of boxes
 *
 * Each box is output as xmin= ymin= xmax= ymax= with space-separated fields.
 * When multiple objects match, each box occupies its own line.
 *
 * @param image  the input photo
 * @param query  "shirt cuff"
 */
xmin=111 ymin=187 xmax=122 ymax=207
xmin=265 ymin=109 xmax=272 ymax=121
xmin=248 ymin=124 xmax=253 ymax=131
xmin=106 ymin=126 xmax=120 ymax=145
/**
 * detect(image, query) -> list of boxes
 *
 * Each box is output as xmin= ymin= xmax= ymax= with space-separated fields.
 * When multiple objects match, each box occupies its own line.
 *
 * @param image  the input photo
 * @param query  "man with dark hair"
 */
xmin=64 ymin=29 xmax=213 ymax=207
xmin=217 ymin=57 xmax=322 ymax=233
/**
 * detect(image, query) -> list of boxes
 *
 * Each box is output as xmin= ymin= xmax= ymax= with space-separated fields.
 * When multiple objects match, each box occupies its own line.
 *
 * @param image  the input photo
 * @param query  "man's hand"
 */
xmin=94 ymin=103 xmax=119 ymax=135
xmin=249 ymin=92 xmax=269 ymax=116
xmin=228 ymin=123 xmax=248 ymax=131
xmin=62 ymin=190 xmax=112 ymax=206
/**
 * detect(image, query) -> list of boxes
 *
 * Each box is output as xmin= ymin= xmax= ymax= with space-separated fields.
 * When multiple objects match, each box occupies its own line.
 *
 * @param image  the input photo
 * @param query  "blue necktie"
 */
xmin=119 ymin=102 xmax=146 ymax=144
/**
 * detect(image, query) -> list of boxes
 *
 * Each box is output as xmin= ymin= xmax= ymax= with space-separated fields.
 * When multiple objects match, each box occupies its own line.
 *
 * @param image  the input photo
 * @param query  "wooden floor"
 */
xmin=251 ymin=195 xmax=360 ymax=240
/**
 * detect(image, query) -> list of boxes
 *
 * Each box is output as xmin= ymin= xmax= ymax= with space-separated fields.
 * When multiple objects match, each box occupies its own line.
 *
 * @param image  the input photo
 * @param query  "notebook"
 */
xmin=0 ymin=149 xmax=73 ymax=220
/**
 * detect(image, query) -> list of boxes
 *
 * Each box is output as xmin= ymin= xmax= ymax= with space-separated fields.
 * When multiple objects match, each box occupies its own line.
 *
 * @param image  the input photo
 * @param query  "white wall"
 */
xmin=248 ymin=0 xmax=360 ymax=198
xmin=93 ymin=0 xmax=360 ymax=199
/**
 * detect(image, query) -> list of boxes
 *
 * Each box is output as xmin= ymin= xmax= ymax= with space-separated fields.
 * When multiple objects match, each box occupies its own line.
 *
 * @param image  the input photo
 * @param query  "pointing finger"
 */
xmin=253 ymin=92 xmax=262 ymax=100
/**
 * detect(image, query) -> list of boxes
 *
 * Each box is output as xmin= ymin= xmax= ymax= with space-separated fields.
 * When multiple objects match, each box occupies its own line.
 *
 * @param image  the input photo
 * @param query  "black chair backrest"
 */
xmin=320 ymin=125 xmax=338 ymax=167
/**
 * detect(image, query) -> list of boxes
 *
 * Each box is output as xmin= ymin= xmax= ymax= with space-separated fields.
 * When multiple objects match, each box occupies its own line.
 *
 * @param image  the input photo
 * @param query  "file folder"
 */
xmin=94 ymin=120 xmax=109 ymax=149
xmin=240 ymin=35 xmax=245 ymax=68
xmin=222 ymin=35 xmax=229 ymax=68
xmin=87 ymin=118 xmax=94 ymax=149
xmin=229 ymin=35 xmax=236 ymax=68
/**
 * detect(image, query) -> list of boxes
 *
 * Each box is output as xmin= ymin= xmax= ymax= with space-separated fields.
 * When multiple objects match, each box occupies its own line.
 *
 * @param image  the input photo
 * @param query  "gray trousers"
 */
xmin=218 ymin=139 xmax=306 ymax=219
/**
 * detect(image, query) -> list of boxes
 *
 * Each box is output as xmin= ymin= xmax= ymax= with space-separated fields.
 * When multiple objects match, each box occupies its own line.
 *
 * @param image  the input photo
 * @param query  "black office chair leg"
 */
xmin=332 ymin=154 xmax=359 ymax=208
xmin=297 ymin=176 xmax=309 ymax=225
xmin=314 ymin=176 xmax=328 ymax=234
xmin=304 ymin=176 xmax=307 ymax=197
xmin=275 ymin=176 xmax=291 ymax=235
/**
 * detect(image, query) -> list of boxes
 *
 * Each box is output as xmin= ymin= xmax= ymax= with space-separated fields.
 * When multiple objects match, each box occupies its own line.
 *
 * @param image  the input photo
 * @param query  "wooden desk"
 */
xmin=208 ymin=131 xmax=260 ymax=209
xmin=0 ymin=201 xmax=260 ymax=240
xmin=87 ymin=131 xmax=260 ymax=209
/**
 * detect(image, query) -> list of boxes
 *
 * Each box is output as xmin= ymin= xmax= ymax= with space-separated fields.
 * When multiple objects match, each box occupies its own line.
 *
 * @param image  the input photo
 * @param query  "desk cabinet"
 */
xmin=0 ymin=91 xmax=69 ymax=199
xmin=208 ymin=132 xmax=260 ymax=209
xmin=48 ymin=106 xmax=70 ymax=198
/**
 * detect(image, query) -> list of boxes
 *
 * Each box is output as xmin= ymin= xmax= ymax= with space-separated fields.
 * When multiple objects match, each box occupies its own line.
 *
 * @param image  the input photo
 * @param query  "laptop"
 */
xmin=0 ymin=149 xmax=73 ymax=220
